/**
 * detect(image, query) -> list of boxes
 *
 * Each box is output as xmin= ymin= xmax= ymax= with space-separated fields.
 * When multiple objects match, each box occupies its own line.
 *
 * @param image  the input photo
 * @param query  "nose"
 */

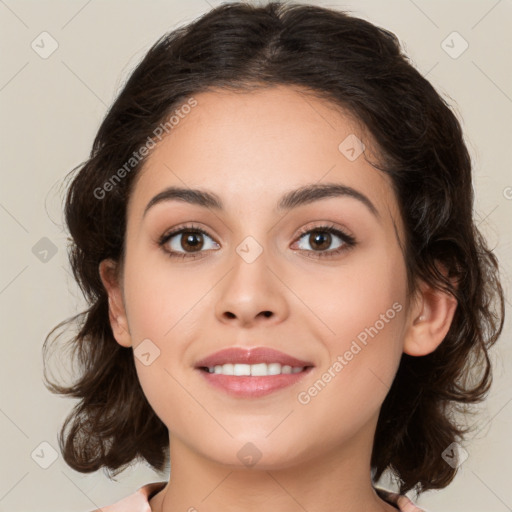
xmin=214 ymin=249 xmax=290 ymax=328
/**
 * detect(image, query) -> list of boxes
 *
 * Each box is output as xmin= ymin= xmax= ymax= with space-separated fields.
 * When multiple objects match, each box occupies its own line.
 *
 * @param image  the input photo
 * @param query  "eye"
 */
xmin=292 ymin=224 xmax=356 ymax=258
xmin=157 ymin=222 xmax=357 ymax=261
xmin=158 ymin=223 xmax=220 ymax=260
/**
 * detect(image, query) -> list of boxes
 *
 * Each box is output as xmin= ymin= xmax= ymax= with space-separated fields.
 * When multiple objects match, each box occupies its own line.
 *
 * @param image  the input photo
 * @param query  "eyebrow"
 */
xmin=143 ymin=182 xmax=380 ymax=219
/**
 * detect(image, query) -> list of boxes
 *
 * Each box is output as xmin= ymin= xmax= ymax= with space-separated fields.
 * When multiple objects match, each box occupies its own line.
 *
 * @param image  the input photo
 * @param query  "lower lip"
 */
xmin=196 ymin=367 xmax=314 ymax=398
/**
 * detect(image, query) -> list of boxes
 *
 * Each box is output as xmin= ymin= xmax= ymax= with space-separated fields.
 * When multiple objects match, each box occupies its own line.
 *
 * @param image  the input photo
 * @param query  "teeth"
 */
xmin=208 ymin=363 xmax=305 ymax=376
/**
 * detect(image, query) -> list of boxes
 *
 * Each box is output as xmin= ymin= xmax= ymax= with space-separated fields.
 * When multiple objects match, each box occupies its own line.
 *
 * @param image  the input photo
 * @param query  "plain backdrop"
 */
xmin=0 ymin=1 xmax=511 ymax=511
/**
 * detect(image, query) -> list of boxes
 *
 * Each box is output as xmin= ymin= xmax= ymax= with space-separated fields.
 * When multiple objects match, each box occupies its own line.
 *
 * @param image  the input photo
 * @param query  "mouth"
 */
xmin=194 ymin=346 xmax=315 ymax=398
xmin=194 ymin=346 xmax=314 ymax=372
xmin=195 ymin=365 xmax=314 ymax=398
xmin=198 ymin=362 xmax=313 ymax=376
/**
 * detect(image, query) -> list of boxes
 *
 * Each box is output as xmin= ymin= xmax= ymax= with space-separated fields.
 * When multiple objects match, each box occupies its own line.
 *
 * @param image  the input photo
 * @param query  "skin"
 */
xmin=99 ymin=85 xmax=457 ymax=512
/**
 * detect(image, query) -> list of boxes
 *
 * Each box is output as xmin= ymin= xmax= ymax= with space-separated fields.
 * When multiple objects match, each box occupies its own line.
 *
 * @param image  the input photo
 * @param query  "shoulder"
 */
xmin=88 ymin=481 xmax=167 ymax=512
xmin=375 ymin=487 xmax=426 ymax=512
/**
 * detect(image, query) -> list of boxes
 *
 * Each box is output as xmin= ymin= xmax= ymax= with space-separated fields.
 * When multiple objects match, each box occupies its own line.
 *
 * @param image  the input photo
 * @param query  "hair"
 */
xmin=43 ymin=0 xmax=505 ymax=497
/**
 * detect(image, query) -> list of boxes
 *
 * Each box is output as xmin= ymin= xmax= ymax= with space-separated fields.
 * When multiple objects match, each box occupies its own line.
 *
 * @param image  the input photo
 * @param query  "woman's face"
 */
xmin=106 ymin=85 xmax=414 ymax=469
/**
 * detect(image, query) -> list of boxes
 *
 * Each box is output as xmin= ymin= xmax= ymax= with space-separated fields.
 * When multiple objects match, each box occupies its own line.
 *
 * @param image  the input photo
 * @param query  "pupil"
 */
xmin=183 ymin=232 xmax=203 ymax=251
xmin=311 ymin=231 xmax=330 ymax=250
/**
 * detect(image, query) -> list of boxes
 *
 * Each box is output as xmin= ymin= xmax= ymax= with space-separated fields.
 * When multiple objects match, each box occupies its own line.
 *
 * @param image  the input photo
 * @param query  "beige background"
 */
xmin=0 ymin=0 xmax=511 ymax=511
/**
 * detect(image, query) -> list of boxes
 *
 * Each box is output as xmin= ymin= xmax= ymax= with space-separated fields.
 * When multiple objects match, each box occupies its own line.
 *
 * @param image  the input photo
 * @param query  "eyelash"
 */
xmin=157 ymin=222 xmax=357 ymax=261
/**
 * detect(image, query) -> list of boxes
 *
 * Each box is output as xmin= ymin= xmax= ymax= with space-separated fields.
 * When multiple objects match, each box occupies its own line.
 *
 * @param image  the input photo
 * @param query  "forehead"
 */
xmin=128 ymin=85 xmax=400 ymax=232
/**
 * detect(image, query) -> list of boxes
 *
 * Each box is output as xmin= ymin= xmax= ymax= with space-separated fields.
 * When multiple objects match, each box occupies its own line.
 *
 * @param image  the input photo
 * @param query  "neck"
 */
xmin=150 ymin=415 xmax=395 ymax=512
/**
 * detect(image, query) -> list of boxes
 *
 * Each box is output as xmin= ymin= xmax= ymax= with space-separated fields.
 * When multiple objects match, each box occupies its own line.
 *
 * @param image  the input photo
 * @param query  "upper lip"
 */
xmin=195 ymin=347 xmax=314 ymax=369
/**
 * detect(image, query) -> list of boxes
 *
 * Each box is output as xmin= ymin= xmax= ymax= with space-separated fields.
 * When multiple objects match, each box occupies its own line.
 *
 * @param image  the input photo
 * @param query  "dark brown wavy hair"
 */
xmin=43 ymin=1 xmax=505 ymax=497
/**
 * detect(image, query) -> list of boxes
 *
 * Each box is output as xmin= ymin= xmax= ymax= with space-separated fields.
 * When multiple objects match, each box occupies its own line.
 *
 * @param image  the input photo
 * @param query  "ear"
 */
xmin=403 ymin=267 xmax=458 ymax=357
xmin=98 ymin=258 xmax=132 ymax=348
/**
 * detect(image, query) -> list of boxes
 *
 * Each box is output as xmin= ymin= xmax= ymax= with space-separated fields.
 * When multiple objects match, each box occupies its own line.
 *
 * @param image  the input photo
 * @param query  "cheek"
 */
xmin=122 ymin=256 xmax=200 ymax=427
xmin=293 ymin=261 xmax=406 ymax=440
xmin=121 ymin=246 xmax=222 ymax=404
xmin=307 ymin=241 xmax=406 ymax=335
xmin=123 ymin=248 xmax=210 ymax=342
xmin=304 ymin=241 xmax=407 ymax=385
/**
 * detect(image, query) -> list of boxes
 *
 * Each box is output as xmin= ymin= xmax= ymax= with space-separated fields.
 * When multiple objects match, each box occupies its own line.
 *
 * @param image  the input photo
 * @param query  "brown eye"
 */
xmin=180 ymin=231 xmax=205 ymax=252
xmin=308 ymin=231 xmax=332 ymax=251
xmin=158 ymin=225 xmax=220 ymax=259
xmin=292 ymin=224 xmax=357 ymax=259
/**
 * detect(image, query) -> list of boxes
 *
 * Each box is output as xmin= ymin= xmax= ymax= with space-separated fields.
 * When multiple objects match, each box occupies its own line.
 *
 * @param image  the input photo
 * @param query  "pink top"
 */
xmin=91 ymin=481 xmax=425 ymax=511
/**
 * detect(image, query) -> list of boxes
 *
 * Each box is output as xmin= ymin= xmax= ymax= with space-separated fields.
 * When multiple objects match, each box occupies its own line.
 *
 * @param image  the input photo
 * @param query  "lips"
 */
xmin=194 ymin=347 xmax=314 ymax=369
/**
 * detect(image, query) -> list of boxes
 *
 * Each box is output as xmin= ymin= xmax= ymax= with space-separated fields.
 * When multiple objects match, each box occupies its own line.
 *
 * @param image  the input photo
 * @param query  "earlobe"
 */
xmin=403 ymin=277 xmax=458 ymax=357
xmin=98 ymin=259 xmax=132 ymax=348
